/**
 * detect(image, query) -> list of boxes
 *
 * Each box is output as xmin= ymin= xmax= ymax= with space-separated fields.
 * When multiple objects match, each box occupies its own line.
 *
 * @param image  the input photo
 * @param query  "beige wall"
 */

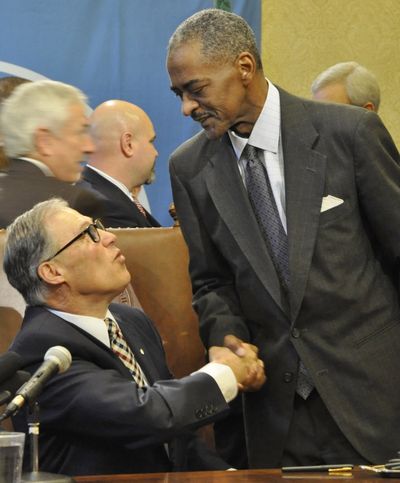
xmin=261 ymin=0 xmax=400 ymax=146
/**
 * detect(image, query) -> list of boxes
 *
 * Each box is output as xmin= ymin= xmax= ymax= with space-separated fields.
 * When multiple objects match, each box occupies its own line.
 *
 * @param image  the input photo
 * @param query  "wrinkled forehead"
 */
xmin=45 ymin=207 xmax=90 ymax=243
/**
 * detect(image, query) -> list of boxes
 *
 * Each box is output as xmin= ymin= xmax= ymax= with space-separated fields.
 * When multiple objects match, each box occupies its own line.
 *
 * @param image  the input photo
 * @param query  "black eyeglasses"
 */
xmin=43 ymin=219 xmax=106 ymax=262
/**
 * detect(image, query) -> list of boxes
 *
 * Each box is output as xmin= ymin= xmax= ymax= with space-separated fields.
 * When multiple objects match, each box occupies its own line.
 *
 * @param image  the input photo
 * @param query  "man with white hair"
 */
xmin=0 ymin=79 xmax=105 ymax=227
xmin=80 ymin=100 xmax=160 ymax=228
xmin=311 ymin=61 xmax=380 ymax=112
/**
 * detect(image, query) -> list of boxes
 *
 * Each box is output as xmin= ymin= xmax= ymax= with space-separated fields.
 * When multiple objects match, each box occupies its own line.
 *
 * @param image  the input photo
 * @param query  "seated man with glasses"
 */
xmin=3 ymin=198 xmax=265 ymax=477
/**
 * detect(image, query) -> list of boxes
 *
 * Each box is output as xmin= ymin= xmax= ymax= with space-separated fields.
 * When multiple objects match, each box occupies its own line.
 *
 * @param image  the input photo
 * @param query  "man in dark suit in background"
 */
xmin=80 ymin=100 xmax=160 ymax=228
xmin=0 ymin=80 xmax=105 ymax=228
xmin=4 ymin=198 xmax=265 ymax=476
xmin=166 ymin=9 xmax=400 ymax=468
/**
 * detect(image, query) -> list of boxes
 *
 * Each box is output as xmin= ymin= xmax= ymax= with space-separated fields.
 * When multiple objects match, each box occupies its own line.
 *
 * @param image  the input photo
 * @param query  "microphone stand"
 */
xmin=21 ymin=402 xmax=74 ymax=483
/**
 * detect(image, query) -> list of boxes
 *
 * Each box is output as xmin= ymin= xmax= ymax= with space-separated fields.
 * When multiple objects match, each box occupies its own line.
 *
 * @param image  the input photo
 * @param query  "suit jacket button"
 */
xmin=283 ymin=372 xmax=293 ymax=383
xmin=291 ymin=328 xmax=300 ymax=338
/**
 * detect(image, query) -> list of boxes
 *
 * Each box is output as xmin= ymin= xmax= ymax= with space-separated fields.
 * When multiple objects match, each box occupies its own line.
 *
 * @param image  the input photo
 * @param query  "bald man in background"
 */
xmin=80 ymin=100 xmax=161 ymax=228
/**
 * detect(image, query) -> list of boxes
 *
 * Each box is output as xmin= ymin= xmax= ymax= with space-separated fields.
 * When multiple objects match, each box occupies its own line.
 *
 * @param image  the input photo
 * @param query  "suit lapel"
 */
xmin=199 ymin=135 xmax=287 ymax=314
xmin=279 ymin=89 xmax=327 ymax=322
xmin=82 ymin=167 xmax=157 ymax=227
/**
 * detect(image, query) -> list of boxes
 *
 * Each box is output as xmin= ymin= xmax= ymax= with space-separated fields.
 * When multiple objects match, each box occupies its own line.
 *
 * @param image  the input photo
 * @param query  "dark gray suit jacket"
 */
xmin=0 ymin=159 xmax=105 ymax=227
xmin=79 ymin=166 xmax=161 ymax=228
xmin=10 ymin=304 xmax=230 ymax=476
xmin=169 ymin=88 xmax=400 ymax=467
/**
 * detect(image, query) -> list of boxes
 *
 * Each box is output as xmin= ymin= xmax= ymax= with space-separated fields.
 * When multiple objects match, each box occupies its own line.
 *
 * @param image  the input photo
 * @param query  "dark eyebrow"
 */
xmin=170 ymin=79 xmax=206 ymax=94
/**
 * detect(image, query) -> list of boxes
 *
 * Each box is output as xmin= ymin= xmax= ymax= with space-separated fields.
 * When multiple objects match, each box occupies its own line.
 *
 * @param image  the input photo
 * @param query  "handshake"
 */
xmin=209 ymin=335 xmax=266 ymax=392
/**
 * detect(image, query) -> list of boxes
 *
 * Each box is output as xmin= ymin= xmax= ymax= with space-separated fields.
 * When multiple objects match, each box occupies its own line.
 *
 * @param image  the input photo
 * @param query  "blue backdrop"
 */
xmin=0 ymin=0 xmax=261 ymax=225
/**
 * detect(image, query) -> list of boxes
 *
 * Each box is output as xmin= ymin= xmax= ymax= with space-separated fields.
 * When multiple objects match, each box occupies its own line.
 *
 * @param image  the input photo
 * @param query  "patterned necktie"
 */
xmin=242 ymin=144 xmax=313 ymax=399
xmin=243 ymin=144 xmax=290 ymax=289
xmin=132 ymin=197 xmax=147 ymax=218
xmin=105 ymin=317 xmax=146 ymax=388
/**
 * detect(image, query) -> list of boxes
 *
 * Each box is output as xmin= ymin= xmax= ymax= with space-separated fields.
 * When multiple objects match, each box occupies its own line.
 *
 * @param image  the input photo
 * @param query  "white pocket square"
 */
xmin=321 ymin=195 xmax=344 ymax=212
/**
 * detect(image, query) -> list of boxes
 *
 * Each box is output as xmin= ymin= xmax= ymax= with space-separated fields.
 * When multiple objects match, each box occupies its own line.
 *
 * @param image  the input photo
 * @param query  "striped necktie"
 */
xmin=105 ymin=317 xmax=146 ymax=388
xmin=132 ymin=197 xmax=147 ymax=218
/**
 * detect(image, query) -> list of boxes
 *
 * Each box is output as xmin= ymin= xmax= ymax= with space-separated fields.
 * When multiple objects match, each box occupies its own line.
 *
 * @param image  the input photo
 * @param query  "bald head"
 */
xmin=88 ymin=100 xmax=158 ymax=191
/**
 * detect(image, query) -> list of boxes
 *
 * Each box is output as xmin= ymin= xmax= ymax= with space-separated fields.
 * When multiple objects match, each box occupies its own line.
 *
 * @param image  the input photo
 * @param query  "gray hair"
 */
xmin=168 ymin=8 xmax=262 ymax=69
xmin=3 ymin=198 xmax=68 ymax=306
xmin=0 ymin=79 xmax=87 ymax=158
xmin=311 ymin=61 xmax=380 ymax=111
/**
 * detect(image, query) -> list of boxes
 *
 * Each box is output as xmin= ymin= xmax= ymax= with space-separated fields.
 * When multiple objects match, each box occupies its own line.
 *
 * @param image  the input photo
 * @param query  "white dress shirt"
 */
xmin=228 ymin=80 xmax=287 ymax=232
xmin=19 ymin=156 xmax=54 ymax=177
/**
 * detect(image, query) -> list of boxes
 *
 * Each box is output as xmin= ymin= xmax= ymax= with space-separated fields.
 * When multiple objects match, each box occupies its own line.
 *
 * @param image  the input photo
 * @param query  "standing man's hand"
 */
xmin=223 ymin=334 xmax=266 ymax=391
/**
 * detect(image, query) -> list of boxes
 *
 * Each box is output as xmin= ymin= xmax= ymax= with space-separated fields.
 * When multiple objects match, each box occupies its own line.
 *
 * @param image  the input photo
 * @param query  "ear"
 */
xmin=236 ymin=52 xmax=257 ymax=86
xmin=34 ymin=128 xmax=54 ymax=156
xmin=120 ymin=132 xmax=134 ymax=157
xmin=37 ymin=261 xmax=65 ymax=287
xmin=362 ymin=101 xmax=376 ymax=112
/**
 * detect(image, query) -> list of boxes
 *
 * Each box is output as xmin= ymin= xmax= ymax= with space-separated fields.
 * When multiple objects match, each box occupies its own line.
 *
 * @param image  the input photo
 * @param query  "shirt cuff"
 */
xmin=193 ymin=362 xmax=238 ymax=403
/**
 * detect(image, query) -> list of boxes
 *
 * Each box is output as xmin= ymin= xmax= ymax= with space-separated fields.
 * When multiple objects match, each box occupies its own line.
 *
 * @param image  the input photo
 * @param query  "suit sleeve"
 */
xmin=352 ymin=110 xmax=400 ymax=261
xmin=169 ymin=159 xmax=251 ymax=349
xmin=12 ymin=308 xmax=230 ymax=452
xmin=24 ymin=356 xmax=228 ymax=451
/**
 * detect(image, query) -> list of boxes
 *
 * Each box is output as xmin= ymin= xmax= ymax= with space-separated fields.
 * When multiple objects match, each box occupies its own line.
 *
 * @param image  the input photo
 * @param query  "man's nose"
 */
xmin=181 ymin=94 xmax=199 ymax=117
xmin=83 ymin=134 xmax=95 ymax=154
xmin=100 ymin=228 xmax=117 ymax=246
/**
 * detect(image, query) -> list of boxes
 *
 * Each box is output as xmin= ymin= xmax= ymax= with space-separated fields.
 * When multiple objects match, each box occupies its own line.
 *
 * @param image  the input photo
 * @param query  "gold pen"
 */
xmin=282 ymin=464 xmax=354 ymax=473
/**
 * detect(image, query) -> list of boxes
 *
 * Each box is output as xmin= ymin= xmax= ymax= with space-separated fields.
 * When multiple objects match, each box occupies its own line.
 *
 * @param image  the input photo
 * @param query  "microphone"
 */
xmin=0 ymin=370 xmax=31 ymax=405
xmin=0 ymin=346 xmax=72 ymax=421
xmin=0 ymin=351 xmax=23 ymax=383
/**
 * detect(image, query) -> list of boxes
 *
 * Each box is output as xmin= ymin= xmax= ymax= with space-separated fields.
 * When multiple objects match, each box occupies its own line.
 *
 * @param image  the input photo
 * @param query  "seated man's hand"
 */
xmin=209 ymin=344 xmax=266 ymax=392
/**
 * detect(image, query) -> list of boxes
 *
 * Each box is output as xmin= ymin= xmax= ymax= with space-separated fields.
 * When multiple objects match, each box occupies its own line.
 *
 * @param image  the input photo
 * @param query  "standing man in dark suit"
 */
xmin=80 ymin=100 xmax=160 ymax=228
xmin=0 ymin=80 xmax=105 ymax=227
xmin=166 ymin=9 xmax=400 ymax=468
xmin=4 ymin=198 xmax=265 ymax=476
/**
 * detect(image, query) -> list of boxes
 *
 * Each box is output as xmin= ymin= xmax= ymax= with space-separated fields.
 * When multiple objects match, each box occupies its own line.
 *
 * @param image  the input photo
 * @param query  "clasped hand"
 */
xmin=209 ymin=335 xmax=266 ymax=392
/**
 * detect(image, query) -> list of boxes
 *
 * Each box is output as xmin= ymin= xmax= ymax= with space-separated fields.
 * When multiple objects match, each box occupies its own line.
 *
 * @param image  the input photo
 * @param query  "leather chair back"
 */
xmin=0 ymin=227 xmax=205 ymax=378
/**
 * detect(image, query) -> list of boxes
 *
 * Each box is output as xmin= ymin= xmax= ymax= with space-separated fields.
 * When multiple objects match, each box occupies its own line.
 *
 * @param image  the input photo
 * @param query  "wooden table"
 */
xmin=75 ymin=467 xmax=399 ymax=482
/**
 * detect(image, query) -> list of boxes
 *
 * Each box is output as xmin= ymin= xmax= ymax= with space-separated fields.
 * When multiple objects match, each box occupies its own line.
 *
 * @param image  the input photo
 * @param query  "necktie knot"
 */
xmin=106 ymin=317 xmax=120 ymax=341
xmin=242 ymin=144 xmax=262 ymax=165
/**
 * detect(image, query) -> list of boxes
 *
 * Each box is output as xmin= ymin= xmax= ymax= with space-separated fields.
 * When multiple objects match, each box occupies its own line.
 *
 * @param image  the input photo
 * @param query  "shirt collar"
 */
xmin=19 ymin=157 xmax=54 ymax=177
xmin=228 ymin=79 xmax=281 ymax=157
xmin=47 ymin=307 xmax=115 ymax=348
xmin=87 ymin=165 xmax=133 ymax=201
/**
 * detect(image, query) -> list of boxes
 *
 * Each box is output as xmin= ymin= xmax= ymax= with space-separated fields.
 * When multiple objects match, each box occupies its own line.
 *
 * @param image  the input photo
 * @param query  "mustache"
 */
xmin=191 ymin=110 xmax=215 ymax=123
